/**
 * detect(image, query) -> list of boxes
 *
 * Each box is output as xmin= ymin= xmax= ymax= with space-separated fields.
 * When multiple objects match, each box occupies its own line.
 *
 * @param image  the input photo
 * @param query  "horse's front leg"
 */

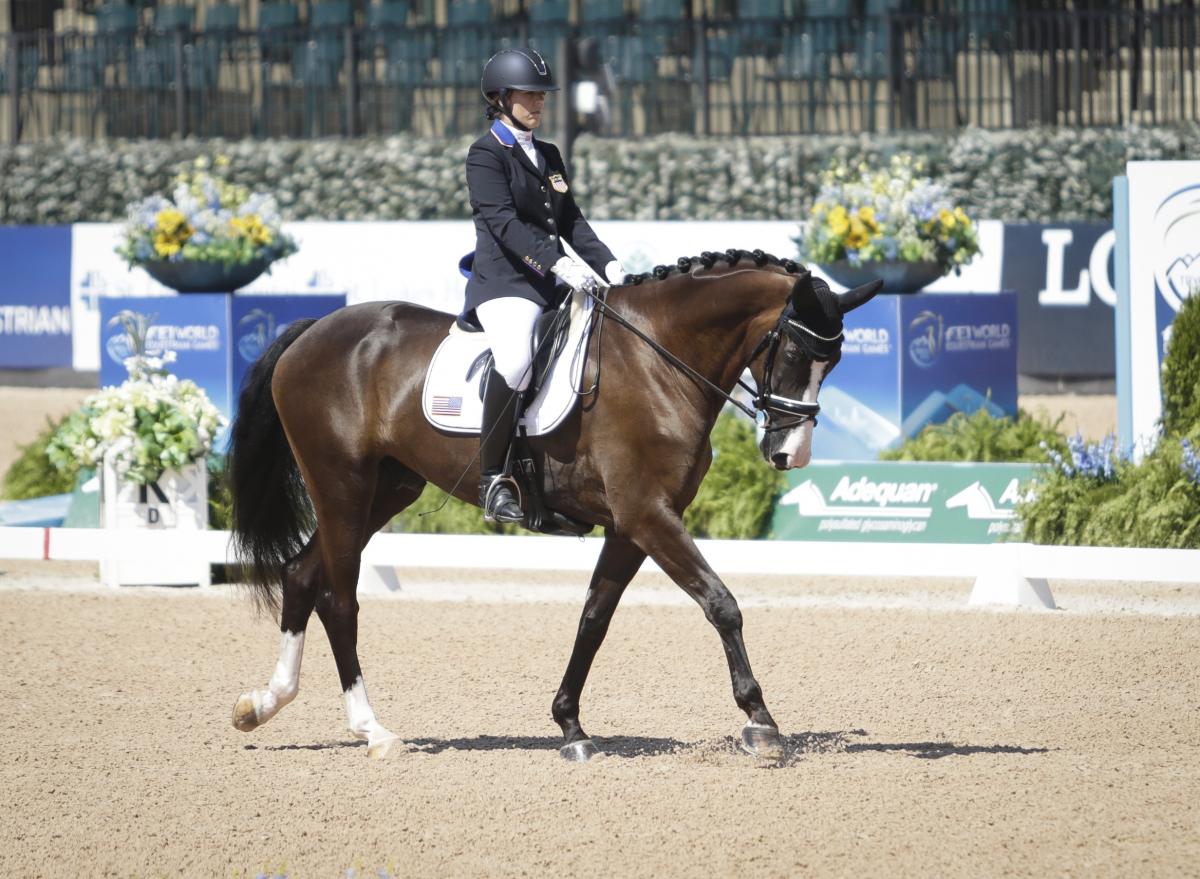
xmin=552 ymin=531 xmax=646 ymax=761
xmin=629 ymin=505 xmax=784 ymax=760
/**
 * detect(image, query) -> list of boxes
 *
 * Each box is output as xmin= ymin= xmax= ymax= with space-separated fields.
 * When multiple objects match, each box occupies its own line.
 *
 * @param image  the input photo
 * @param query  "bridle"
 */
xmin=585 ymin=288 xmax=841 ymax=432
xmin=738 ymin=298 xmax=842 ymax=432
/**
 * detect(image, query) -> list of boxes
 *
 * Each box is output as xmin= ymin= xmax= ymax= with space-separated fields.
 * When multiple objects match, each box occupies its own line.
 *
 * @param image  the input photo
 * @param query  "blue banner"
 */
xmin=898 ymin=293 xmax=1017 ymax=436
xmin=229 ymin=295 xmax=345 ymax=399
xmin=814 ymin=292 xmax=1018 ymax=461
xmin=0 ymin=226 xmax=73 ymax=368
xmin=100 ymin=293 xmax=346 ymax=450
xmin=100 ymin=294 xmax=232 ymax=417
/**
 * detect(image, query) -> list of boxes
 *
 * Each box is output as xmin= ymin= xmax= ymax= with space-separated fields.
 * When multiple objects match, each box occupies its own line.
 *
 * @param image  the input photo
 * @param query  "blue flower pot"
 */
xmin=141 ymin=257 xmax=273 ymax=294
xmin=819 ymin=259 xmax=945 ymax=294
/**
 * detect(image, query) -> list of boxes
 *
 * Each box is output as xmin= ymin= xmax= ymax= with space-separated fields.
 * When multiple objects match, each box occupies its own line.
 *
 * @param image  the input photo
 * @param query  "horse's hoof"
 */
xmin=367 ymin=730 xmax=401 ymax=760
xmin=232 ymin=692 xmax=259 ymax=732
xmin=559 ymin=739 xmax=600 ymax=762
xmin=740 ymin=722 xmax=785 ymax=762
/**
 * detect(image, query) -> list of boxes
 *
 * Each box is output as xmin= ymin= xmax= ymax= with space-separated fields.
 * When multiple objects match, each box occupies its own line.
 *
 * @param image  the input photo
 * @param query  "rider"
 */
xmin=465 ymin=47 xmax=625 ymax=524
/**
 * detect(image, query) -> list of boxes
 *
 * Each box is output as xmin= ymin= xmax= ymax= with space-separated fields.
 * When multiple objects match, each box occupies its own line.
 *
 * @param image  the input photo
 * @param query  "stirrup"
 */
xmin=482 ymin=473 xmax=524 ymax=523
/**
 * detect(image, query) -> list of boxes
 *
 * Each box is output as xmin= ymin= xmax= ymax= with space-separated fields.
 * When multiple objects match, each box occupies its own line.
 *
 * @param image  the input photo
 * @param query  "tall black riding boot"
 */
xmin=479 ymin=366 xmax=525 ymax=524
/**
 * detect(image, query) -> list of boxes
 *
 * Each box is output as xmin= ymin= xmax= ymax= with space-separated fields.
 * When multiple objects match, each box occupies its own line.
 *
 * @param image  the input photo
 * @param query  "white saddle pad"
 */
xmin=421 ymin=290 xmax=594 ymax=436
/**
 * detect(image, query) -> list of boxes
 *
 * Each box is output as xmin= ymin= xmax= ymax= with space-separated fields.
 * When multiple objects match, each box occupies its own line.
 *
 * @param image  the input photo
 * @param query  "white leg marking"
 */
xmin=344 ymin=676 xmax=401 ymax=759
xmin=778 ymin=361 xmax=828 ymax=469
xmin=254 ymin=631 xmax=304 ymax=720
xmin=234 ymin=630 xmax=305 ymax=731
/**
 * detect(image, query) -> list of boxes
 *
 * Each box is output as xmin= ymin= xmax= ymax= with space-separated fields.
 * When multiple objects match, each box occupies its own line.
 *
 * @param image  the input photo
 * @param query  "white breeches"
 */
xmin=476 ymin=296 xmax=542 ymax=392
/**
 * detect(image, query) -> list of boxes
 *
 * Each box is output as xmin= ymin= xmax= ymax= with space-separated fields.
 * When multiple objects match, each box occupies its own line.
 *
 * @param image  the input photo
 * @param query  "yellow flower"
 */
xmin=153 ymin=234 xmax=183 ymax=257
xmin=828 ymin=205 xmax=850 ymax=236
xmin=857 ymin=205 xmax=879 ymax=233
xmin=152 ymin=209 xmax=193 ymax=258
xmin=230 ymin=214 xmax=272 ymax=247
xmin=938 ymin=208 xmax=956 ymax=232
xmin=953 ymin=206 xmax=971 ymax=227
xmin=846 ymin=219 xmax=871 ymax=250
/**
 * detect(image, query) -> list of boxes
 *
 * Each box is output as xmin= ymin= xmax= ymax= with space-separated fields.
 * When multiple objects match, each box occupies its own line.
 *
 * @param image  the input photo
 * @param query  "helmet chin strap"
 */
xmin=498 ymin=90 xmax=532 ymax=131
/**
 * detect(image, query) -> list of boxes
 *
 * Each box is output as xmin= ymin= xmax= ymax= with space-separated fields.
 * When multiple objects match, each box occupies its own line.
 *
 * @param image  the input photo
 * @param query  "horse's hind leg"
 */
xmin=313 ymin=464 xmax=424 ymax=759
xmin=232 ymin=538 xmax=323 ymax=732
xmin=552 ymin=532 xmax=646 ymax=761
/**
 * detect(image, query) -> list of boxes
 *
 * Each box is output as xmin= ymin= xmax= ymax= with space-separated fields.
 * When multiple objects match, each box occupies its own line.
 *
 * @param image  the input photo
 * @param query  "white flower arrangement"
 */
xmin=47 ymin=350 xmax=226 ymax=486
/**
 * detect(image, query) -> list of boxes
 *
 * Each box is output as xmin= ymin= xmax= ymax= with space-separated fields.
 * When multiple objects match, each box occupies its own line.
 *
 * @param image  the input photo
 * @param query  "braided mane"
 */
xmin=619 ymin=248 xmax=805 ymax=286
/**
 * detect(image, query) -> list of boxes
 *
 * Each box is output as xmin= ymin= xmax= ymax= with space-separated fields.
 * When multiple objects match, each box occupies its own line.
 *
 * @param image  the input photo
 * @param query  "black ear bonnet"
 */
xmin=784 ymin=273 xmax=844 ymax=360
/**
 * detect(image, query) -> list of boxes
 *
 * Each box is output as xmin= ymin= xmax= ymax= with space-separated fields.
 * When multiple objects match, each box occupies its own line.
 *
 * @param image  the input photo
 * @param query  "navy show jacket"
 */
xmin=463 ymin=119 xmax=615 ymax=314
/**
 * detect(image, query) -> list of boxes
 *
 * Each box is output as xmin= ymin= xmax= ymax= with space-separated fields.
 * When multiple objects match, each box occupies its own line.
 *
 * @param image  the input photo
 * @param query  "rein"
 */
xmin=585 ymin=289 xmax=839 ymax=431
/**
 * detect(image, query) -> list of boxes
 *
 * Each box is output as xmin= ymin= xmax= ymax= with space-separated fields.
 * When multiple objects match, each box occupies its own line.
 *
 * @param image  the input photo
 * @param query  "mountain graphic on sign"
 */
xmin=944 ymin=481 xmax=1013 ymax=520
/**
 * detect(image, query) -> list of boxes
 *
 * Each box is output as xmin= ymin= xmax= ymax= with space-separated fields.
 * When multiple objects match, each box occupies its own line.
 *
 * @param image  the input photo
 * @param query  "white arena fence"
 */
xmin=1 ymin=527 xmax=1196 ymax=587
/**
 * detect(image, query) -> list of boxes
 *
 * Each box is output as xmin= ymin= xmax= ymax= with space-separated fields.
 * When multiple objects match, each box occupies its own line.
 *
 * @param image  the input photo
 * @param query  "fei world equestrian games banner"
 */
xmin=1 ymin=218 xmax=1110 ymax=378
xmin=771 ymin=461 xmax=1036 ymax=543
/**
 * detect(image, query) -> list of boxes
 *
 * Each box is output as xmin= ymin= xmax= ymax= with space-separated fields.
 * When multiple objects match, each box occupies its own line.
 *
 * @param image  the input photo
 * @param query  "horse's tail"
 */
xmin=227 ymin=318 xmax=318 ymax=615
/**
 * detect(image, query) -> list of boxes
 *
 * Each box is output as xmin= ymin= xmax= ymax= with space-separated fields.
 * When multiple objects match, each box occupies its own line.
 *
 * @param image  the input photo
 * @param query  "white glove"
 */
xmin=604 ymin=259 xmax=627 ymax=286
xmin=552 ymin=256 xmax=598 ymax=293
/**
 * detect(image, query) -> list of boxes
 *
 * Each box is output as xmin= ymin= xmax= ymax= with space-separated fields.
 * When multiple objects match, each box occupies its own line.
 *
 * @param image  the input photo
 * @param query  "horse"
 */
xmin=227 ymin=248 xmax=881 ymax=762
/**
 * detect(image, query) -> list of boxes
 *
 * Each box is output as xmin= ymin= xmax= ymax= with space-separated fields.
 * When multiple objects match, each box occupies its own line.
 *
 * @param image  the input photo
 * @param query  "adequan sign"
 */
xmin=771 ymin=461 xmax=1036 ymax=543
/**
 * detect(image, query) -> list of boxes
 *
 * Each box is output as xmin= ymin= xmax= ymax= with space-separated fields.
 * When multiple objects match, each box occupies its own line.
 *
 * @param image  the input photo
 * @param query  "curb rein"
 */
xmin=584 ymin=289 xmax=841 ymax=433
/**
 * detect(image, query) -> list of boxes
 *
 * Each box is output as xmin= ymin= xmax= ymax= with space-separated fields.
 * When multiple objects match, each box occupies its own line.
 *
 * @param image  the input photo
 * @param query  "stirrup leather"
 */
xmin=482 ymin=473 xmax=523 ymax=523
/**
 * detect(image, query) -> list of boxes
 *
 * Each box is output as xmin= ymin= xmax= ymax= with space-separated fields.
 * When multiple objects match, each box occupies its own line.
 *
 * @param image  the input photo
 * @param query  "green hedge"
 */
xmin=880 ymin=408 xmax=1068 ymax=464
xmin=1 ymin=417 xmax=76 ymax=500
xmin=1017 ymin=293 xmax=1200 ymax=548
xmin=4 ymin=126 xmax=1198 ymax=225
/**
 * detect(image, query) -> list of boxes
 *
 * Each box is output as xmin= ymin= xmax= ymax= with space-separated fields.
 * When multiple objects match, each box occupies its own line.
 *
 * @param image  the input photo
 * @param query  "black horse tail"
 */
xmin=227 ymin=318 xmax=318 ymax=615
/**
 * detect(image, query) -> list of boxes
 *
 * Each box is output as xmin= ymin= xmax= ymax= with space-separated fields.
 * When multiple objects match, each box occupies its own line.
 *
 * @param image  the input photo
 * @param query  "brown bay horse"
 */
xmin=228 ymin=249 xmax=880 ymax=761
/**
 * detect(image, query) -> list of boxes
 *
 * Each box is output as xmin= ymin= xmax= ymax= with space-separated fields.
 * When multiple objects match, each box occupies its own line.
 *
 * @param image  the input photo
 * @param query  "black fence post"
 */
xmin=174 ymin=29 xmax=186 ymax=137
xmin=696 ymin=15 xmax=710 ymax=136
xmin=557 ymin=34 xmax=573 ymax=163
xmin=344 ymin=25 xmax=357 ymax=136
xmin=7 ymin=35 xmax=20 ymax=144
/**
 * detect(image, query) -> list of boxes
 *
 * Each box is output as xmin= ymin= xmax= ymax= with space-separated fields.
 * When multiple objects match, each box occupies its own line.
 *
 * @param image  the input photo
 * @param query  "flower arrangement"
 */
xmin=116 ymin=155 xmax=297 ymax=270
xmin=47 ymin=314 xmax=225 ymax=486
xmin=797 ymin=155 xmax=981 ymax=273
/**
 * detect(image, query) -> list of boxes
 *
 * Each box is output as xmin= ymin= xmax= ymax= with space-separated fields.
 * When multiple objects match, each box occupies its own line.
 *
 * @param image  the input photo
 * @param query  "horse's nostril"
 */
xmin=771 ymin=453 xmax=790 ymax=470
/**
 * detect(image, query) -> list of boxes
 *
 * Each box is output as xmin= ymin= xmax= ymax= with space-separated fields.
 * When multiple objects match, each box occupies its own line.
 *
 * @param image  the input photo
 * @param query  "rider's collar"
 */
xmin=490 ymin=118 xmax=534 ymax=149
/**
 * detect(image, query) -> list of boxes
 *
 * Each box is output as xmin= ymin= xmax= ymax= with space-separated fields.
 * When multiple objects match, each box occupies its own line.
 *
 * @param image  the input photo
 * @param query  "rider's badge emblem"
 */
xmin=549 ymin=173 xmax=568 ymax=194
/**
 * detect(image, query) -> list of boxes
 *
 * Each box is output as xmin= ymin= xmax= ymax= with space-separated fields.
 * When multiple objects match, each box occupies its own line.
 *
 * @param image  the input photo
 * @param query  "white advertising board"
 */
xmin=1114 ymin=162 xmax=1200 ymax=455
xmin=68 ymin=219 xmax=1005 ymax=371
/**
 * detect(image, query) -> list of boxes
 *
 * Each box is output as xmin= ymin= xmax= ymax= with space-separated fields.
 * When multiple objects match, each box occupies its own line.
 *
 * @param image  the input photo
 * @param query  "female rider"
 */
xmin=465 ymin=47 xmax=625 ymax=525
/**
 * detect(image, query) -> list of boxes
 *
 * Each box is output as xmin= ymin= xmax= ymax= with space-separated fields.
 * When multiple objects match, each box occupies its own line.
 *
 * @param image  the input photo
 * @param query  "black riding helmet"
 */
xmin=481 ymin=48 xmax=560 ymax=124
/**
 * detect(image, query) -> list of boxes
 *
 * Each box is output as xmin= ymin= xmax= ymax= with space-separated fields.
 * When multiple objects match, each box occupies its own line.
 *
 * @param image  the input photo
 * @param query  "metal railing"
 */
xmin=1 ymin=8 xmax=1197 ymax=144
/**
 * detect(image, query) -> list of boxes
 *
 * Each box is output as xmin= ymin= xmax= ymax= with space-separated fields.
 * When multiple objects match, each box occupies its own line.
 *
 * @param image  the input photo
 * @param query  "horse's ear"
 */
xmin=788 ymin=268 xmax=814 ymax=305
xmin=836 ymin=279 xmax=884 ymax=313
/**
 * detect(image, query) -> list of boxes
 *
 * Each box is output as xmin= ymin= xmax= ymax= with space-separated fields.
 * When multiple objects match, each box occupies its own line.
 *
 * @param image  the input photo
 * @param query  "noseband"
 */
xmin=739 ymin=301 xmax=842 ymax=432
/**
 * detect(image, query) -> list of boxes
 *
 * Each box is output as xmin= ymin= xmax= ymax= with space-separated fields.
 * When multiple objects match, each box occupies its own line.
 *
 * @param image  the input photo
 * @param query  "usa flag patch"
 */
xmin=431 ymin=395 xmax=463 ymax=417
